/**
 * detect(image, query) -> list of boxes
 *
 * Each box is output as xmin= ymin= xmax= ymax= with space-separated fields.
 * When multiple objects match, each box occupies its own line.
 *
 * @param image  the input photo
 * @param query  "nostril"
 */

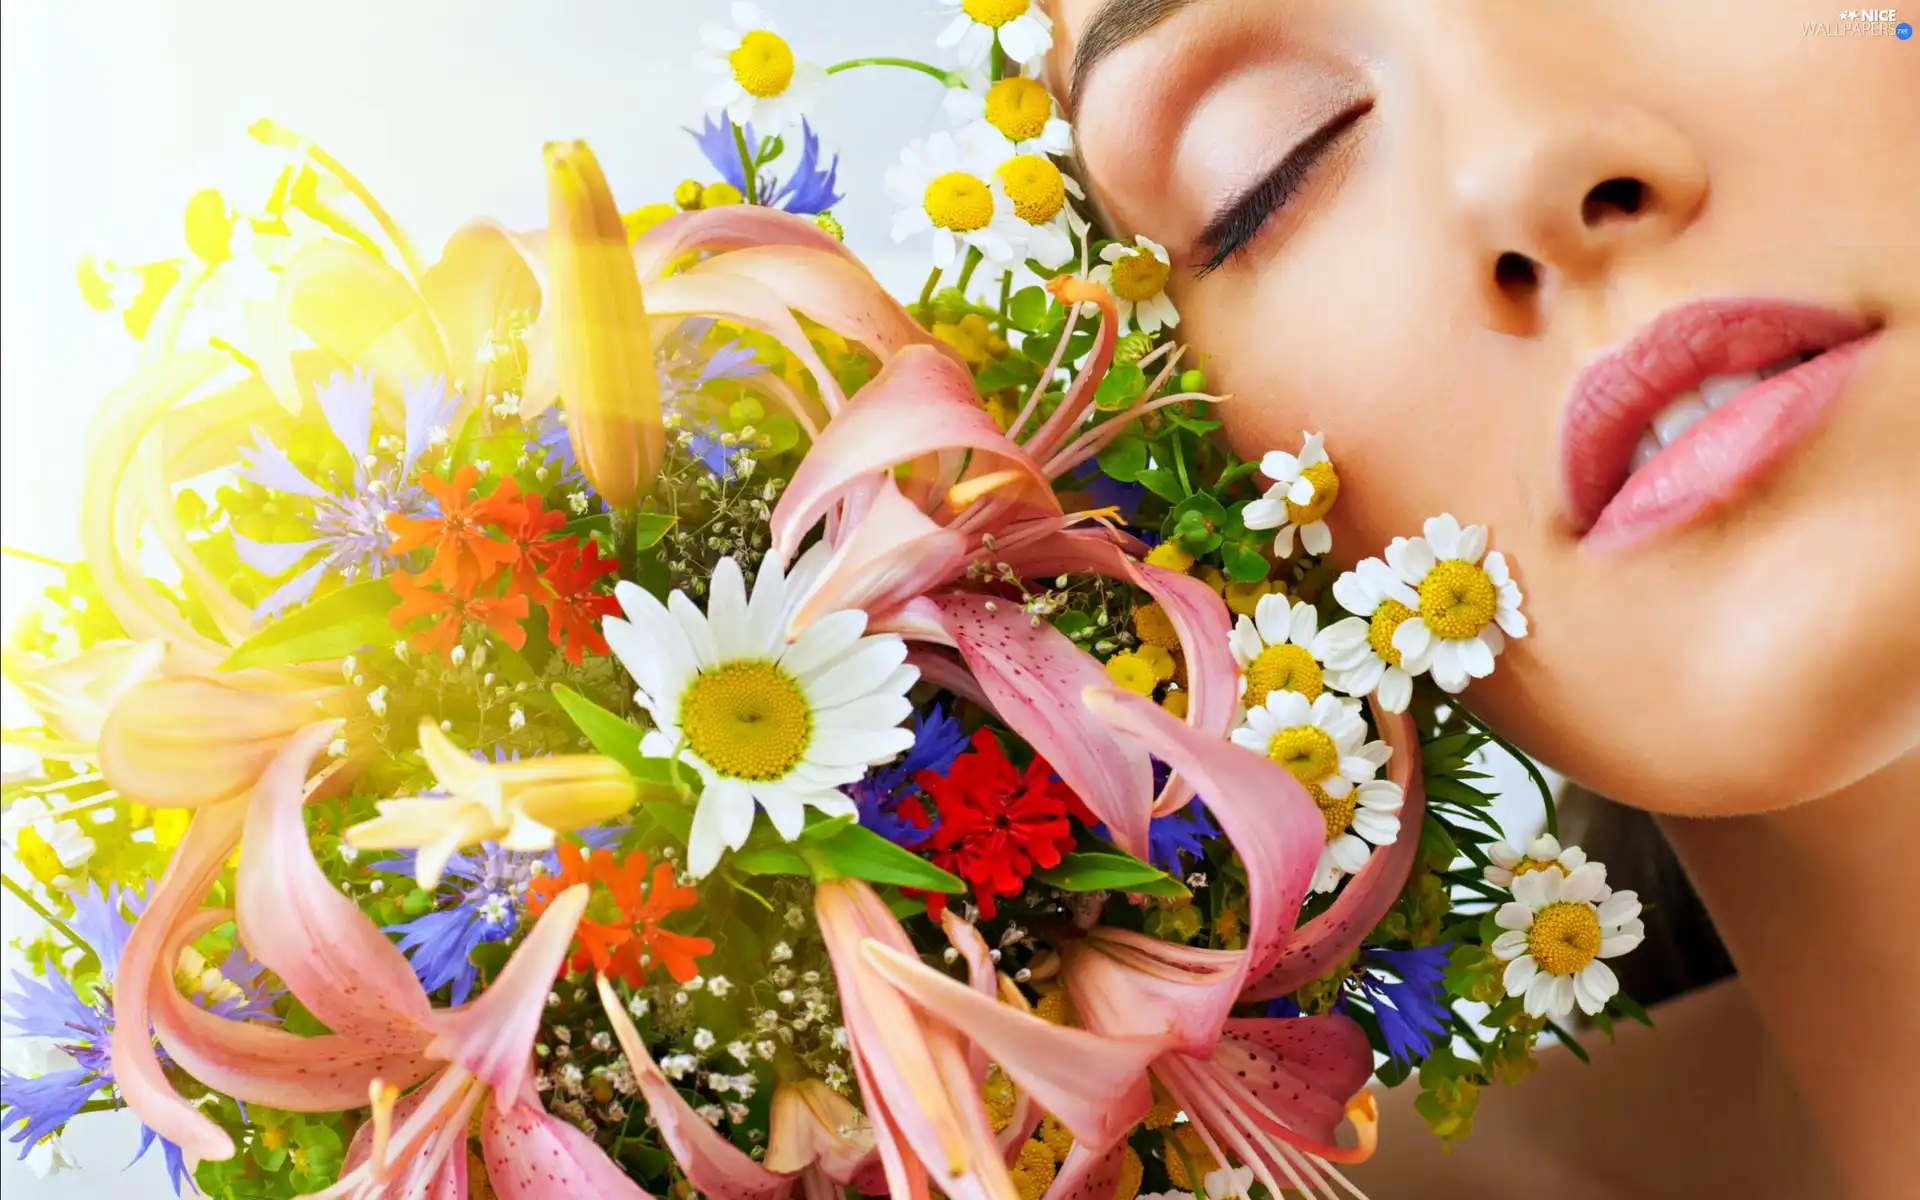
xmin=1494 ymin=251 xmax=1540 ymax=300
xmin=1582 ymin=177 xmax=1649 ymax=226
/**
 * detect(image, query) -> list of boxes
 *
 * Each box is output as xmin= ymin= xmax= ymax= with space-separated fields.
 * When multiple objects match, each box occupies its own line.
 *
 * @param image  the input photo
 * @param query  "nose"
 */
xmin=1429 ymin=49 xmax=1710 ymax=333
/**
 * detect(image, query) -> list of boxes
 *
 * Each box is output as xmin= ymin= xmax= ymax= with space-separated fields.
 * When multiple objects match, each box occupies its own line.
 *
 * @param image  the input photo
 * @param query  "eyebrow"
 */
xmin=1068 ymin=0 xmax=1212 ymax=118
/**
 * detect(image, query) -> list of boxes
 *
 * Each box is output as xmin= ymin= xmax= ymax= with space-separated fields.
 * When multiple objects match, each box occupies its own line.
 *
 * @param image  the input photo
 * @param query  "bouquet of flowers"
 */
xmin=2 ymin=5 xmax=1650 ymax=1197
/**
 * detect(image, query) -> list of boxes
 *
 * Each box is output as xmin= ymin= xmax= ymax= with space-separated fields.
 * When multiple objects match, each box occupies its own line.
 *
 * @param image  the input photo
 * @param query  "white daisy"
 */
xmin=1483 ymin=832 xmax=1587 ymax=887
xmin=604 ymin=550 xmax=919 ymax=878
xmin=1384 ymin=514 xmax=1528 ymax=695
xmin=1492 ymin=861 xmax=1644 ymax=1020
xmin=945 ymin=72 xmax=1075 ymax=158
xmin=1230 ymin=690 xmax=1403 ymax=893
xmin=1228 ymin=593 xmax=1335 ymax=712
xmin=1205 ymin=1166 xmax=1256 ymax=1199
xmin=700 ymin=3 xmax=827 ymax=133
xmin=1319 ymin=556 xmax=1422 ymax=713
xmin=1090 ymin=236 xmax=1180 ymax=334
xmin=995 ymin=152 xmax=1086 ymax=267
xmin=1 ymin=794 xmax=96 ymax=890
xmin=886 ymin=132 xmax=1029 ymax=271
xmin=936 ymin=0 xmax=1054 ymax=70
xmin=1241 ymin=432 xmax=1338 ymax=557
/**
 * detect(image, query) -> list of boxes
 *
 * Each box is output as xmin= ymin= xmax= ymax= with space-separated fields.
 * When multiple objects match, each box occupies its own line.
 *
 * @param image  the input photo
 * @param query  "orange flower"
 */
xmin=527 ymin=842 xmax=712 ymax=987
xmin=501 ymin=486 xmax=570 ymax=600
xmin=539 ymin=539 xmax=621 ymax=666
xmin=385 ymin=465 xmax=522 ymax=592
xmin=388 ymin=570 xmax=529 ymax=656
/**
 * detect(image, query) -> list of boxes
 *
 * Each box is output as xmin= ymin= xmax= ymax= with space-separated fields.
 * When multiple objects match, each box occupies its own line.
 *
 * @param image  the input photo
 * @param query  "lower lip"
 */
xmin=1584 ymin=334 xmax=1876 ymax=551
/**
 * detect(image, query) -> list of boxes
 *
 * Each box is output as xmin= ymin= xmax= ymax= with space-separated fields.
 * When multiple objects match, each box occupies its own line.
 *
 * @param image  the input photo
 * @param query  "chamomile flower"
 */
xmin=1230 ymin=690 xmax=1403 ymax=892
xmin=1484 ymin=832 xmax=1587 ymax=887
xmin=1492 ymin=861 xmax=1644 ymax=1019
xmin=2 ymin=795 xmax=95 ymax=890
xmin=604 ymin=550 xmax=919 ymax=878
xmin=1320 ymin=558 xmax=1423 ymax=713
xmin=1386 ymin=514 xmax=1527 ymax=694
xmin=1091 ymin=237 xmax=1180 ymax=334
xmin=996 ymin=152 xmax=1086 ymax=265
xmin=887 ymin=132 xmax=1028 ymax=270
xmin=1228 ymin=593 xmax=1333 ymax=711
xmin=1241 ymin=432 xmax=1339 ymax=557
xmin=700 ymin=4 xmax=826 ymax=133
xmin=937 ymin=0 xmax=1054 ymax=70
xmin=945 ymin=73 xmax=1074 ymax=157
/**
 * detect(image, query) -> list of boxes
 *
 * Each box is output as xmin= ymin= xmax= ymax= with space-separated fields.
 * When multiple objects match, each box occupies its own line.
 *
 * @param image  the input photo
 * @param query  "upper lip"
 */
xmin=1559 ymin=298 xmax=1875 ymax=534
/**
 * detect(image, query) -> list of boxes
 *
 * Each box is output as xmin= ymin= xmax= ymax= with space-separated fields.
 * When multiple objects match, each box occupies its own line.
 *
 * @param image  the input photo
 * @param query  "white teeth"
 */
xmin=1631 ymin=431 xmax=1662 ymax=472
xmin=1652 ymin=393 xmax=1711 ymax=444
xmin=1700 ymin=371 xmax=1761 ymax=409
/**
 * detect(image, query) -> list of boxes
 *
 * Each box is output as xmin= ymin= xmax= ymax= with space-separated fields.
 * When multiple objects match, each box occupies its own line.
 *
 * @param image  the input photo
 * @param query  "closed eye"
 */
xmin=1193 ymin=100 xmax=1373 ymax=277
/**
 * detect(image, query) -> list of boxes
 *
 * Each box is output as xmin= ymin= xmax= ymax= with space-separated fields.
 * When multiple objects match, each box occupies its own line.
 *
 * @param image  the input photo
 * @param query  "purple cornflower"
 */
xmin=535 ymin=318 xmax=763 ymax=481
xmin=1 ymin=882 xmax=279 ymax=1194
xmin=1089 ymin=761 xmax=1221 ymax=873
xmin=1352 ymin=944 xmax=1453 ymax=1067
xmin=850 ymin=706 xmax=971 ymax=847
xmin=235 ymin=369 xmax=461 ymax=617
xmin=690 ymin=115 xmax=843 ymax=215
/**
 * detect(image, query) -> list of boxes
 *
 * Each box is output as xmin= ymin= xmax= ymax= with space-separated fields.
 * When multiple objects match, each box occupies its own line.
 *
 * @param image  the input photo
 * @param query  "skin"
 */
xmin=1045 ymin=0 xmax=1920 ymax=1193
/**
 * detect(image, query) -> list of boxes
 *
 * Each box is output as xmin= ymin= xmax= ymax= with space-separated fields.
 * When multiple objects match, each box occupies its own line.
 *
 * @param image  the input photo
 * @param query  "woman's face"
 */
xmin=1052 ymin=0 xmax=1920 ymax=815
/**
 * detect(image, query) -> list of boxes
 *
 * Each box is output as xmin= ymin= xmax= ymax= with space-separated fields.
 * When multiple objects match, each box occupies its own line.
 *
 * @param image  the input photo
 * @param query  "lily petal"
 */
xmin=681 ymin=246 xmax=938 ymax=366
xmin=630 ymin=204 xmax=858 ymax=282
xmin=787 ymin=479 xmax=973 ymax=633
xmin=99 ymin=677 xmax=347 ymax=809
xmin=483 ymin=1089 xmax=656 ymax=1200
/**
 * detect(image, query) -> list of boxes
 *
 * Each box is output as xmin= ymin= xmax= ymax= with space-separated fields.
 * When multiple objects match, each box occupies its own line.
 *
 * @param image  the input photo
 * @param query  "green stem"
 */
xmin=1 ymin=545 xmax=70 ymax=569
xmin=997 ymin=270 xmax=1013 ymax=333
xmin=2 ymin=874 xmax=87 ymax=951
xmin=731 ymin=122 xmax=759 ymax=205
xmin=1215 ymin=460 xmax=1261 ymax=490
xmin=825 ymin=57 xmax=957 ymax=85
xmin=916 ymin=266 xmax=943 ymax=324
xmin=991 ymin=42 xmax=1007 ymax=82
xmin=956 ymin=246 xmax=983 ymax=294
xmin=1172 ymin=430 xmax=1192 ymax=496
xmin=1460 ymin=710 xmax=1558 ymax=837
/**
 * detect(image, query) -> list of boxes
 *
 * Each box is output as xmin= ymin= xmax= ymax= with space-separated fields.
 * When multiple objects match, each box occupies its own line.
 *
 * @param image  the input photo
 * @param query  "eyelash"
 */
xmin=1194 ymin=101 xmax=1373 ymax=278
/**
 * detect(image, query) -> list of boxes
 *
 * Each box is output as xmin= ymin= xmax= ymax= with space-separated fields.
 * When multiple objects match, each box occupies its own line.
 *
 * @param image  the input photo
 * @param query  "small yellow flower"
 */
xmin=622 ymin=203 xmax=677 ymax=243
xmin=1104 ymin=651 xmax=1159 ymax=696
xmin=1038 ymin=1115 xmax=1075 ymax=1162
xmin=1142 ymin=542 xmax=1194 ymax=572
xmin=701 ymin=182 xmax=744 ymax=209
xmin=1034 ymin=984 xmax=1073 ymax=1026
xmin=1009 ymin=1139 xmax=1056 ymax=1200
xmin=1131 ymin=601 xmax=1181 ymax=649
xmin=1160 ymin=690 xmax=1190 ymax=719
xmin=1161 ymin=1124 xmax=1220 ymax=1189
xmin=1136 ymin=643 xmax=1177 ymax=682
xmin=1092 ymin=236 xmax=1179 ymax=333
xmin=1223 ymin=579 xmax=1274 ymax=618
xmin=673 ymin=179 xmax=706 ymax=210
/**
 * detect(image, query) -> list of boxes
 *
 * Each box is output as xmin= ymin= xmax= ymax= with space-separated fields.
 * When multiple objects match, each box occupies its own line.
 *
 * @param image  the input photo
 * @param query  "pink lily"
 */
xmin=118 ymin=720 xmax=649 ymax=1199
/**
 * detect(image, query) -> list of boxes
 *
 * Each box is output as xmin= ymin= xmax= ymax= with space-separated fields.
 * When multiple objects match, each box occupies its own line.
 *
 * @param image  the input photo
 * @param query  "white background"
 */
xmin=0 ymin=2 xmax=1551 ymax=1193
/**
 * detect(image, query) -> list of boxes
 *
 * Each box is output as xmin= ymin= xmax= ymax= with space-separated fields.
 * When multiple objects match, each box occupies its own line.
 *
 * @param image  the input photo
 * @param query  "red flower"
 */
xmin=527 ymin=843 xmax=713 ymax=987
xmin=388 ymin=570 xmax=529 ymax=657
xmin=915 ymin=729 xmax=1081 ymax=919
xmin=539 ymin=539 xmax=622 ymax=665
xmin=385 ymin=465 xmax=522 ymax=592
xmin=500 ymin=485 xmax=571 ymax=600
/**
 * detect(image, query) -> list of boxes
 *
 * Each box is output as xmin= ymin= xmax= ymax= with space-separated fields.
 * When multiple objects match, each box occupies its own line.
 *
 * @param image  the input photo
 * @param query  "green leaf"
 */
xmin=641 ymin=799 xmax=694 ymax=844
xmin=552 ymin=685 xmax=647 ymax=771
xmin=760 ymin=414 xmax=803 ymax=454
xmin=800 ymin=814 xmax=857 ymax=842
xmin=1009 ymin=286 xmax=1049 ymax=331
xmin=631 ymin=512 xmax=677 ymax=551
xmin=562 ymin=513 xmax=613 ymax=538
xmin=801 ymin=824 xmax=964 ymax=892
xmin=974 ymin=355 xmax=1038 ymax=395
xmin=1610 ymin=991 xmax=1655 ymax=1028
xmin=1220 ymin=540 xmax=1270 ymax=584
xmin=1136 ymin=468 xmax=1185 ymax=503
xmin=731 ymin=845 xmax=810 ymax=876
xmin=220 ymin=578 xmax=396 ymax=670
xmin=1052 ymin=611 xmax=1094 ymax=641
xmin=1093 ymin=363 xmax=1146 ymax=411
xmin=1096 ymin=433 xmax=1149 ymax=482
xmin=1032 ymin=849 xmax=1189 ymax=898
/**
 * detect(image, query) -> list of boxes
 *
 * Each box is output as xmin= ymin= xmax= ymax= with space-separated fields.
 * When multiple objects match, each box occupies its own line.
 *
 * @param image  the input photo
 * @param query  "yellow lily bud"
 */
xmin=700 ymin=181 xmax=744 ymax=208
xmin=673 ymin=179 xmax=706 ymax=210
xmin=345 ymin=719 xmax=638 ymax=888
xmin=544 ymin=140 xmax=664 ymax=509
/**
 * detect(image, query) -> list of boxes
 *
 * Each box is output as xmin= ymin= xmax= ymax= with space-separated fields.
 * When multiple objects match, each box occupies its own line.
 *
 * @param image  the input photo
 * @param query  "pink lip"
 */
xmin=1561 ymin=299 xmax=1877 ymax=549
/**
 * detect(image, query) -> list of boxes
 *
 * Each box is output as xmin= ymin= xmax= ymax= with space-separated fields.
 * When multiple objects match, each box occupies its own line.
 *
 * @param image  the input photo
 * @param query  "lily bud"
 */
xmin=98 ymin=677 xmax=349 ymax=809
xmin=544 ymin=140 xmax=663 ymax=509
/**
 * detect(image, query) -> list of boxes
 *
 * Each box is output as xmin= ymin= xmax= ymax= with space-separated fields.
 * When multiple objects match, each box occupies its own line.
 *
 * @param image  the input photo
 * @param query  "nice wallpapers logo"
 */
xmin=1807 ymin=8 xmax=1914 ymax=35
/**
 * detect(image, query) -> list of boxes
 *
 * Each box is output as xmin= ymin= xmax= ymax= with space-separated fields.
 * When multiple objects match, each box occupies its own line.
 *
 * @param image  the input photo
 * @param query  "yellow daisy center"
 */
xmin=1284 ymin=461 xmax=1341 ymax=526
xmin=924 ymin=171 xmax=995 ymax=233
xmin=14 ymin=827 xmax=68 ymax=887
xmin=1526 ymin=901 xmax=1602 ymax=976
xmin=679 ymin=661 xmax=812 ymax=781
xmin=1137 ymin=643 xmax=1178 ymax=682
xmin=1368 ymin=599 xmax=1415 ymax=668
xmin=984 ymin=77 xmax=1053 ymax=143
xmin=1307 ymin=782 xmax=1357 ymax=844
xmin=1418 ymin=560 xmax=1499 ymax=641
xmin=1131 ymin=601 xmax=1181 ymax=649
xmin=728 ymin=30 xmax=796 ymax=99
xmin=1109 ymin=249 xmax=1170 ymax=303
xmin=998 ymin=155 xmax=1067 ymax=224
xmin=1266 ymin=724 xmax=1340 ymax=788
xmin=964 ymin=0 xmax=1031 ymax=27
xmin=1105 ymin=651 xmax=1158 ymax=696
xmin=1244 ymin=643 xmax=1324 ymax=709
xmin=1512 ymin=858 xmax=1563 ymax=878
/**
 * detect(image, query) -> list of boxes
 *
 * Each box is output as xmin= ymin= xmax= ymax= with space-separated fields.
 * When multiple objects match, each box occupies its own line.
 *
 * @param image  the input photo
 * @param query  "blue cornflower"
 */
xmin=1351 ymin=944 xmax=1453 ymax=1067
xmin=850 ymin=706 xmax=971 ymax=847
xmin=1068 ymin=460 xmax=1146 ymax=525
xmin=690 ymin=115 xmax=843 ymax=215
xmin=234 ymin=369 xmax=460 ymax=617
xmin=1142 ymin=797 xmax=1220 ymax=875
xmin=1 ymin=882 xmax=279 ymax=1194
xmin=534 ymin=318 xmax=763 ymax=481
xmin=374 ymin=805 xmax=622 ymax=1004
